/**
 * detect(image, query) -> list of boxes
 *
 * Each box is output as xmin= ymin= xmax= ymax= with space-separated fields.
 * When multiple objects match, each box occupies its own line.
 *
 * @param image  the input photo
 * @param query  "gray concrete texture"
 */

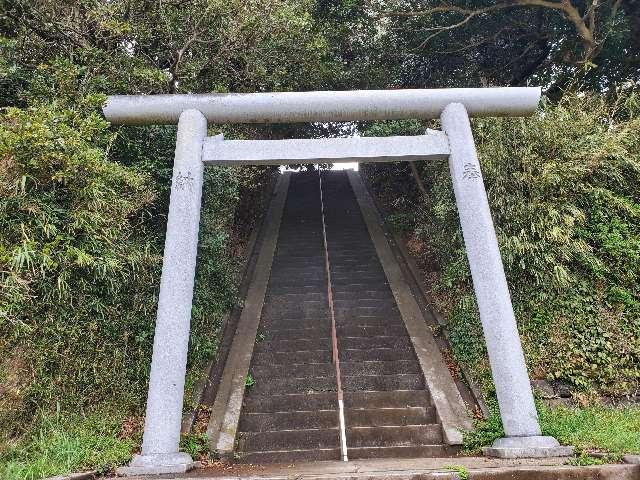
xmin=440 ymin=103 xmax=571 ymax=457
xmin=117 ymin=110 xmax=208 ymax=475
xmin=202 ymin=132 xmax=449 ymax=165
xmin=102 ymin=87 xmax=541 ymax=125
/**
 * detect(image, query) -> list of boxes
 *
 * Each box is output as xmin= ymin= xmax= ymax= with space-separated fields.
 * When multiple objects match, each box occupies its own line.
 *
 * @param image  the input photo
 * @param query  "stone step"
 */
xmin=252 ymin=349 xmax=332 ymax=365
xmin=239 ymin=410 xmax=339 ymax=432
xmin=339 ymin=336 xmax=413 ymax=350
xmin=252 ymin=362 xmax=335 ymax=378
xmin=262 ymin=326 xmax=331 ymax=340
xmin=258 ymin=317 xmax=331 ymax=329
xmin=340 ymin=347 xmax=416 ymax=362
xmin=342 ymin=374 xmax=424 ymax=391
xmin=243 ymin=392 xmax=337 ymax=412
xmin=346 ymin=406 xmax=436 ymax=427
xmin=347 ymin=445 xmax=449 ymax=460
xmin=254 ymin=338 xmax=334 ymax=353
xmin=336 ymin=325 xmax=406 ymax=337
xmin=238 ymin=428 xmax=340 ymax=451
xmin=340 ymin=360 xmax=421 ymax=376
xmin=238 ymin=448 xmax=341 ymax=464
xmin=248 ymin=376 xmax=337 ymax=395
xmin=346 ymin=425 xmax=442 ymax=448
xmin=344 ymin=390 xmax=431 ymax=409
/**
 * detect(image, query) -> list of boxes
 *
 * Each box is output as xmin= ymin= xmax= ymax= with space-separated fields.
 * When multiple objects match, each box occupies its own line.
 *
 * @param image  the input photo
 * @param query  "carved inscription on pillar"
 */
xmin=175 ymin=170 xmax=195 ymax=192
xmin=462 ymin=163 xmax=481 ymax=180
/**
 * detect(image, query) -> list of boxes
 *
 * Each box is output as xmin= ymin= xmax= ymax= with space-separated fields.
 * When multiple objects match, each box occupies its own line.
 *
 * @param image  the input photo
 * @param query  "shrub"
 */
xmin=362 ymin=91 xmax=640 ymax=396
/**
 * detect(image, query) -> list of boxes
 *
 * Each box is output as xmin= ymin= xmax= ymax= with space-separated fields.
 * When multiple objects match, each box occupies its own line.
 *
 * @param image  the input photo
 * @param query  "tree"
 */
xmin=368 ymin=0 xmax=639 ymax=91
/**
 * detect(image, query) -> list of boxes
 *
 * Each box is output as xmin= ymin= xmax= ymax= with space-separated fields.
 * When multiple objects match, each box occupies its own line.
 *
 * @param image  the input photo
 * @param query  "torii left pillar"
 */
xmin=117 ymin=109 xmax=207 ymax=475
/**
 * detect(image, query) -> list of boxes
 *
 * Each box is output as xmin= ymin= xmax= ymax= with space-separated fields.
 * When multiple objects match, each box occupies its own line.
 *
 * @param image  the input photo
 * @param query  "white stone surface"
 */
xmin=440 ymin=103 xmax=552 ymax=446
xmin=483 ymin=436 xmax=574 ymax=458
xmin=120 ymin=109 xmax=208 ymax=475
xmin=116 ymin=452 xmax=196 ymax=475
xmin=202 ymin=133 xmax=449 ymax=165
xmin=102 ymin=87 xmax=541 ymax=125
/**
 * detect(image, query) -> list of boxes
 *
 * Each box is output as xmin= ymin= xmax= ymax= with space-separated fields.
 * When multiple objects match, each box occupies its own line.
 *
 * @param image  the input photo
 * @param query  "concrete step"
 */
xmin=252 ymin=362 xmax=335 ymax=378
xmin=239 ymin=410 xmax=338 ymax=432
xmin=266 ymin=292 xmax=327 ymax=302
xmin=342 ymin=374 xmax=423 ymax=391
xmin=259 ymin=317 xmax=331 ymax=329
xmin=335 ymin=306 xmax=401 ymax=317
xmin=238 ymin=447 xmax=341 ymax=464
xmin=344 ymin=390 xmax=431 ymax=409
xmin=336 ymin=325 xmax=407 ymax=337
xmin=243 ymin=392 xmax=337 ymax=412
xmin=238 ymin=428 xmax=340 ymax=451
xmin=333 ymin=290 xmax=395 ymax=300
xmin=252 ymin=349 xmax=332 ymax=365
xmin=332 ymin=298 xmax=395 ymax=308
xmin=339 ymin=336 xmax=413 ymax=350
xmin=346 ymin=425 xmax=442 ymax=448
xmin=340 ymin=360 xmax=421 ymax=376
xmin=347 ymin=445 xmax=449 ymax=459
xmin=340 ymin=347 xmax=416 ymax=362
xmin=255 ymin=336 xmax=412 ymax=352
xmin=262 ymin=326 xmax=331 ymax=340
xmin=346 ymin=406 xmax=436 ymax=426
xmin=249 ymin=376 xmax=337 ymax=395
xmin=254 ymin=338 xmax=333 ymax=353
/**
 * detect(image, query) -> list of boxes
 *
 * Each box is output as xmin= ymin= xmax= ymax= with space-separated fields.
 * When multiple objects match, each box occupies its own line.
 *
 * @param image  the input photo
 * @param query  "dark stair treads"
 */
xmin=345 ymin=406 xmax=437 ymax=427
xmin=234 ymin=171 xmax=447 ymax=464
xmin=251 ymin=349 xmax=332 ymax=365
xmin=341 ymin=374 xmax=424 ymax=391
xmin=238 ymin=428 xmax=340 ymax=451
xmin=239 ymin=448 xmax=341 ymax=464
xmin=347 ymin=445 xmax=449 ymax=460
xmin=248 ymin=375 xmax=337 ymax=395
xmin=340 ymin=360 xmax=422 ymax=376
xmin=252 ymin=363 xmax=335 ymax=378
xmin=346 ymin=425 xmax=443 ymax=448
xmin=239 ymin=410 xmax=339 ymax=432
xmin=344 ymin=390 xmax=432 ymax=409
xmin=243 ymin=392 xmax=338 ymax=412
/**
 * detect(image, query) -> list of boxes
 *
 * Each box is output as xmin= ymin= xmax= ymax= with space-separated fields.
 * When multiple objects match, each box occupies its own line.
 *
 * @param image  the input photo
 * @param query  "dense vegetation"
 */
xmin=1 ymin=0 xmax=639 ymax=477
xmin=362 ymin=91 xmax=640 ymax=397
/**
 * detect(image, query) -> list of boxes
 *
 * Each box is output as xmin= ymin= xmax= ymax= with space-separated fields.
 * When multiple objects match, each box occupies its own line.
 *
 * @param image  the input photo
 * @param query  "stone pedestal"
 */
xmin=483 ymin=436 xmax=574 ymax=458
xmin=441 ymin=103 xmax=572 ymax=458
xmin=116 ymin=453 xmax=196 ymax=475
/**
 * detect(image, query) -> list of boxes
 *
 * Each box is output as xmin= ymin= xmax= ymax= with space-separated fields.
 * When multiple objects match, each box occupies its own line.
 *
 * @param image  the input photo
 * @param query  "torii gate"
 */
xmin=102 ymin=88 xmax=572 ymax=475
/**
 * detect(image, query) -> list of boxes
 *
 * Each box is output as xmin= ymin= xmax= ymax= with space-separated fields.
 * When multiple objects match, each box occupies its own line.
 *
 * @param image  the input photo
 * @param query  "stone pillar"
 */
xmin=118 ymin=110 xmax=208 ymax=475
xmin=440 ymin=103 xmax=572 ymax=458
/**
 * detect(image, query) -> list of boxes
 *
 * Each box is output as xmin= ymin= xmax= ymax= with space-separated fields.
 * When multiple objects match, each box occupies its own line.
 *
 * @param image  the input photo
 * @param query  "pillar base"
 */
xmin=483 ymin=436 xmax=574 ymax=459
xmin=115 ymin=452 xmax=196 ymax=475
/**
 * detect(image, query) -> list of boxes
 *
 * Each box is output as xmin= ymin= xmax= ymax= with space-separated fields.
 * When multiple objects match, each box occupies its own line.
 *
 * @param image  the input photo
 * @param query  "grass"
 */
xmin=463 ymin=402 xmax=640 ymax=459
xmin=539 ymin=404 xmax=640 ymax=457
xmin=0 ymin=409 xmax=135 ymax=480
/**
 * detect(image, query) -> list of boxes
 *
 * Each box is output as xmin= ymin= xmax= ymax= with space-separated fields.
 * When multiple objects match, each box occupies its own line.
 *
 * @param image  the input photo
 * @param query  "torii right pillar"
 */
xmin=441 ymin=103 xmax=574 ymax=458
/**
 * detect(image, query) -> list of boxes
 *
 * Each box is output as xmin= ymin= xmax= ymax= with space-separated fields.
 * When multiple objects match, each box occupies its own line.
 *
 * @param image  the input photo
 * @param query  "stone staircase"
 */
xmin=234 ymin=171 xmax=450 ymax=463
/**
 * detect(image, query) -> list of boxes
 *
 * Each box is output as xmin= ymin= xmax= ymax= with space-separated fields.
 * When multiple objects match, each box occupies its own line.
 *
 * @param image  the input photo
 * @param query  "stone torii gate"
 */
xmin=102 ymin=88 xmax=572 ymax=475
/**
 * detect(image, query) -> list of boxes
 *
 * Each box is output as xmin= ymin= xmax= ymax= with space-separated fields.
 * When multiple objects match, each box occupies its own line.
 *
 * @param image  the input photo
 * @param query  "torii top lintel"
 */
xmin=102 ymin=87 xmax=541 ymax=125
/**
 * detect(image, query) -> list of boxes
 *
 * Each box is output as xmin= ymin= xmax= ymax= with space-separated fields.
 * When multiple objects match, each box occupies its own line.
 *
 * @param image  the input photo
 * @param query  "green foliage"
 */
xmin=0 ymin=101 xmax=160 ymax=427
xmin=179 ymin=433 xmax=209 ymax=459
xmin=443 ymin=465 xmax=469 ymax=479
xmin=363 ymin=91 xmax=640 ymax=396
xmin=0 ymin=409 xmax=134 ymax=480
xmin=539 ymin=404 xmax=640 ymax=456
xmin=463 ymin=402 xmax=640 ymax=456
